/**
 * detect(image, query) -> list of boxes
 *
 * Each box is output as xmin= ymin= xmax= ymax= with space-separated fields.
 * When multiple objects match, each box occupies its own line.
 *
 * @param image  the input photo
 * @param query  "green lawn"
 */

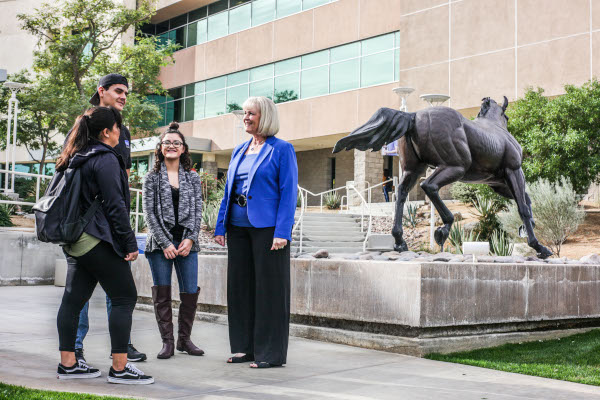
xmin=426 ymin=329 xmax=600 ymax=386
xmin=0 ymin=382 xmax=133 ymax=400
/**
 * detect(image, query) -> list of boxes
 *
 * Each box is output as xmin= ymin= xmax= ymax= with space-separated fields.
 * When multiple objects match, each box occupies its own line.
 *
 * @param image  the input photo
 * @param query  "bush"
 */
xmin=0 ymin=205 xmax=13 ymax=227
xmin=202 ymin=202 xmax=219 ymax=231
xmin=498 ymin=178 xmax=584 ymax=256
xmin=324 ymin=191 xmax=341 ymax=210
xmin=451 ymin=182 xmax=508 ymax=206
xmin=473 ymin=194 xmax=506 ymax=240
xmin=489 ymin=229 xmax=513 ymax=256
xmin=448 ymin=222 xmax=480 ymax=254
xmin=402 ymin=203 xmax=419 ymax=228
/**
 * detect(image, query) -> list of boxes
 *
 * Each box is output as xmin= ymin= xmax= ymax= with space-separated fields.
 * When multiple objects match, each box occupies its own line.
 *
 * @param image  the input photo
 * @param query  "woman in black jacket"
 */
xmin=55 ymin=106 xmax=153 ymax=385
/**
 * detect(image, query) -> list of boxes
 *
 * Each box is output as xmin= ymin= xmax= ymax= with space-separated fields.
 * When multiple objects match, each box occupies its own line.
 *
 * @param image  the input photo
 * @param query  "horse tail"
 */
xmin=332 ymin=108 xmax=416 ymax=153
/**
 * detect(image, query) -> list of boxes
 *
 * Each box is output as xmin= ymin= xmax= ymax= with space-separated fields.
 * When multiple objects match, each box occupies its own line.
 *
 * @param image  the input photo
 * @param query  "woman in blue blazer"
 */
xmin=215 ymin=96 xmax=298 ymax=368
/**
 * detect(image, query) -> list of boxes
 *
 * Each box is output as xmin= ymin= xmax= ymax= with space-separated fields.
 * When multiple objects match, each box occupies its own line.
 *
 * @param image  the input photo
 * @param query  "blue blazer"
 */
xmin=215 ymin=136 xmax=298 ymax=241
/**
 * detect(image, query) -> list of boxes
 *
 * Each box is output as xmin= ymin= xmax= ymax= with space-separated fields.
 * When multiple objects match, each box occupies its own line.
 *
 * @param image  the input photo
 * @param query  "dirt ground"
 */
xmin=407 ymin=201 xmax=600 ymax=259
xmin=10 ymin=215 xmax=35 ymax=228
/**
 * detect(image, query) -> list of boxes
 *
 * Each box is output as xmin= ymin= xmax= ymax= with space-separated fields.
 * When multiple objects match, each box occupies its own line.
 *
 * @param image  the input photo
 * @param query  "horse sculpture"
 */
xmin=333 ymin=96 xmax=553 ymax=259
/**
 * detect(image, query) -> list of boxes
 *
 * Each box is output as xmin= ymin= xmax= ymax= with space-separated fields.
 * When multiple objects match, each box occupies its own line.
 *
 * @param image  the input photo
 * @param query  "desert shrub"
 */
xmin=325 ymin=192 xmax=341 ymax=210
xmin=198 ymin=171 xmax=225 ymax=204
xmin=498 ymin=178 xmax=584 ymax=256
xmin=0 ymin=206 xmax=13 ymax=227
xmin=472 ymin=194 xmax=507 ymax=240
xmin=202 ymin=202 xmax=219 ymax=231
xmin=130 ymin=214 xmax=146 ymax=232
xmin=448 ymin=222 xmax=480 ymax=254
xmin=402 ymin=203 xmax=419 ymax=228
xmin=489 ymin=229 xmax=513 ymax=256
xmin=451 ymin=182 xmax=507 ymax=205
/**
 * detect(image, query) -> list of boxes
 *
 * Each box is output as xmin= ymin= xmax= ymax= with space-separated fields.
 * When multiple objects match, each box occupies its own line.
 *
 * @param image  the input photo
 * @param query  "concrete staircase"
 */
xmin=343 ymin=200 xmax=425 ymax=216
xmin=292 ymin=212 xmax=366 ymax=254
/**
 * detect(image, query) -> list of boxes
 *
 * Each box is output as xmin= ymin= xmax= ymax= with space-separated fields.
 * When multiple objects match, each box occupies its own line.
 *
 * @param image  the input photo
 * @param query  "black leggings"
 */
xmin=57 ymin=241 xmax=137 ymax=354
xmin=227 ymin=225 xmax=291 ymax=365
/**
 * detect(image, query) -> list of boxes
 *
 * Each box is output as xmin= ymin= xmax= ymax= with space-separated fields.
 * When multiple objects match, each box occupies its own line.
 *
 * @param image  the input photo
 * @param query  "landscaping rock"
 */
xmin=525 ymin=256 xmax=544 ymax=263
xmin=382 ymin=251 xmax=401 ymax=260
xmin=432 ymin=252 xmax=455 ymax=262
xmin=359 ymin=254 xmax=374 ymax=260
xmin=512 ymin=243 xmax=537 ymax=257
xmin=476 ymin=255 xmax=495 ymax=263
xmin=399 ymin=251 xmax=419 ymax=259
xmin=547 ymin=258 xmax=568 ymax=264
xmin=373 ymin=255 xmax=391 ymax=261
xmin=449 ymin=255 xmax=465 ymax=262
xmin=313 ymin=249 xmax=329 ymax=259
xmin=580 ymin=253 xmax=600 ymax=265
xmin=494 ymin=256 xmax=516 ymax=263
xmin=453 ymin=212 xmax=463 ymax=222
xmin=464 ymin=222 xmax=478 ymax=232
xmin=342 ymin=254 xmax=360 ymax=260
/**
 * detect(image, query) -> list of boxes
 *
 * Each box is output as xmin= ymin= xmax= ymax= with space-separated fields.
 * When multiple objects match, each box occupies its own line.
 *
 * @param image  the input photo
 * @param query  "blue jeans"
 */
xmin=75 ymin=295 xmax=132 ymax=349
xmin=146 ymin=241 xmax=198 ymax=293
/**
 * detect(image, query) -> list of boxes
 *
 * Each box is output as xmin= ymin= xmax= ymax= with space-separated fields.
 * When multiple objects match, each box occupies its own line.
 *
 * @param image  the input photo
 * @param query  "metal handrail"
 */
xmin=0 ymin=169 xmax=145 ymax=234
xmin=347 ymin=184 xmax=372 ymax=251
xmin=292 ymin=185 xmax=306 ymax=253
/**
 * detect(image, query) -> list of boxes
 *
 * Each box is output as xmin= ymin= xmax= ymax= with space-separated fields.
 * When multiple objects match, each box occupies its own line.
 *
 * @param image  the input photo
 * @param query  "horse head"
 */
xmin=477 ymin=96 xmax=509 ymax=127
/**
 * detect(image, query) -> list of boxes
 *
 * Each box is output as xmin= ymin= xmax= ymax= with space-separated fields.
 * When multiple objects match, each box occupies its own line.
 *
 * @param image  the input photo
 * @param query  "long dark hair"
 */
xmin=152 ymin=122 xmax=192 ymax=173
xmin=56 ymin=106 xmax=122 ymax=172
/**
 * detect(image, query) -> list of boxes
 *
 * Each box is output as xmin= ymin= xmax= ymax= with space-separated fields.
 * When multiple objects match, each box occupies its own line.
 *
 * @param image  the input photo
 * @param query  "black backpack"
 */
xmin=33 ymin=166 xmax=101 ymax=245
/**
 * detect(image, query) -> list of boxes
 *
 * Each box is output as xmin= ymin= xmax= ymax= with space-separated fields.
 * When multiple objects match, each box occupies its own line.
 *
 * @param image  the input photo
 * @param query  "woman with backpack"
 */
xmin=55 ymin=106 xmax=153 ymax=385
xmin=142 ymin=122 xmax=204 ymax=360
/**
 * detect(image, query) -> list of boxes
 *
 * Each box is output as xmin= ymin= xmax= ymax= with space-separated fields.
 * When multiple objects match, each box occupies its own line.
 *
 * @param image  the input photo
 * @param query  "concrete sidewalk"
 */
xmin=1 ymin=286 xmax=599 ymax=400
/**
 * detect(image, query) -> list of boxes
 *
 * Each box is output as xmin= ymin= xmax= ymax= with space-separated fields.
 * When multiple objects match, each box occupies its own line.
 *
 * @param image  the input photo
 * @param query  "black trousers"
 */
xmin=226 ymin=225 xmax=291 ymax=365
xmin=57 ymin=241 xmax=137 ymax=354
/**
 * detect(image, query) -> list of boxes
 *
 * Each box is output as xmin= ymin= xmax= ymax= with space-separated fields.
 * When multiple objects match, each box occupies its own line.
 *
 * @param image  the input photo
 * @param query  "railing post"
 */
xmin=35 ymin=176 xmax=41 ymax=201
xmin=135 ymin=191 xmax=140 ymax=234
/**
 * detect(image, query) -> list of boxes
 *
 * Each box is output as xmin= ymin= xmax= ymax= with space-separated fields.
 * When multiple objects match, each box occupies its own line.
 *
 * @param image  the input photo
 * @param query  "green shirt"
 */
xmin=63 ymin=232 xmax=101 ymax=257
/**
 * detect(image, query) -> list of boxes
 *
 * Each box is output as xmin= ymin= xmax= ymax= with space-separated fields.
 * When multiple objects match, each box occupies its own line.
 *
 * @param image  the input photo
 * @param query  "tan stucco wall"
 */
xmin=0 ymin=0 xmax=42 ymax=74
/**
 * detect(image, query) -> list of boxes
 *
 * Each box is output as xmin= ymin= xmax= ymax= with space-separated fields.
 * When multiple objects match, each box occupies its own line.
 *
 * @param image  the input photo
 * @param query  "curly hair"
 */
xmin=152 ymin=122 xmax=193 ymax=172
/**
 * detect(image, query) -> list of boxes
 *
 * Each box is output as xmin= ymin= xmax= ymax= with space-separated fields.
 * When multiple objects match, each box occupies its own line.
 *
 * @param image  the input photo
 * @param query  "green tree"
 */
xmin=507 ymin=80 xmax=600 ymax=194
xmin=16 ymin=0 xmax=178 ymax=138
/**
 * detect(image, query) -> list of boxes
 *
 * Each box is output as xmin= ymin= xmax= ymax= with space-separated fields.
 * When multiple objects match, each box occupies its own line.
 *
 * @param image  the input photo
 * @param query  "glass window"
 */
xmin=189 ymin=6 xmax=207 ymax=22
xmin=274 ymin=73 xmax=300 ymax=103
xmin=166 ymin=100 xmax=183 ymax=123
xmin=250 ymin=64 xmax=273 ymax=81
xmin=205 ymin=90 xmax=226 ymax=117
xmin=168 ymin=87 xmax=183 ymax=99
xmin=208 ymin=12 xmax=228 ymax=41
xmin=231 ymin=0 xmax=251 ymax=5
xmin=173 ymin=26 xmax=187 ymax=47
xmin=250 ymin=78 xmax=273 ymax=98
xmin=394 ymin=48 xmax=399 ymax=81
xmin=187 ymin=19 xmax=207 ymax=47
xmin=194 ymin=94 xmax=205 ymax=120
xmin=330 ymin=58 xmax=359 ymax=93
xmin=362 ymin=33 xmax=394 ymax=56
xmin=156 ymin=20 xmax=169 ymax=34
xmin=301 ymin=66 xmax=328 ymax=98
xmin=208 ymin=0 xmax=228 ymax=15
xmin=302 ymin=50 xmax=328 ymax=69
xmin=330 ymin=42 xmax=359 ymax=62
xmin=157 ymin=103 xmax=166 ymax=126
xmin=303 ymin=0 xmax=329 ymax=10
xmin=194 ymin=81 xmax=206 ymax=94
xmin=184 ymin=97 xmax=196 ymax=121
xmin=229 ymin=3 xmax=251 ymax=34
xmin=361 ymin=50 xmax=393 ymax=87
xmin=140 ymin=23 xmax=155 ymax=36
xmin=228 ymin=70 xmax=249 ymax=86
xmin=276 ymin=0 xmax=301 ymax=18
xmin=394 ymin=31 xmax=400 ymax=47
xmin=227 ymin=84 xmax=248 ymax=112
xmin=275 ymin=57 xmax=300 ymax=75
xmin=170 ymin=14 xmax=188 ymax=29
xmin=206 ymin=76 xmax=227 ymax=92
xmin=252 ymin=0 xmax=276 ymax=26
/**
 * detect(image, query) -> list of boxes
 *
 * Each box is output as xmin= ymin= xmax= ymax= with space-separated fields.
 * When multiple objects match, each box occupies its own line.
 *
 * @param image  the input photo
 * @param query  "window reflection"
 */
xmin=205 ymin=90 xmax=226 ymax=117
xmin=208 ymin=12 xmax=228 ymax=41
xmin=276 ymin=0 xmax=301 ymax=18
xmin=301 ymin=66 xmax=328 ymax=98
xmin=361 ymin=50 xmax=393 ymax=87
xmin=252 ymin=0 xmax=276 ymax=26
xmin=229 ymin=3 xmax=251 ymax=34
xmin=330 ymin=58 xmax=359 ymax=93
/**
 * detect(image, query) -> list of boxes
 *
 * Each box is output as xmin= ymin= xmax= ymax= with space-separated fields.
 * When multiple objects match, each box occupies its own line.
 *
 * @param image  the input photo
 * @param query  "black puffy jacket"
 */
xmin=68 ymin=140 xmax=137 ymax=257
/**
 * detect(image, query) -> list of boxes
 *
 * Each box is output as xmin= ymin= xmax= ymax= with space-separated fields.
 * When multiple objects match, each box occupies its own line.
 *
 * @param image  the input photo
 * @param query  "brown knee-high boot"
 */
xmin=152 ymin=285 xmax=175 ymax=359
xmin=176 ymin=287 xmax=204 ymax=356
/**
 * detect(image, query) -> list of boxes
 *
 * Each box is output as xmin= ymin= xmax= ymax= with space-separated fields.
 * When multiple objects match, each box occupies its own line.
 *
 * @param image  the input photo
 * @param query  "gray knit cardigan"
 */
xmin=142 ymin=163 xmax=203 ymax=252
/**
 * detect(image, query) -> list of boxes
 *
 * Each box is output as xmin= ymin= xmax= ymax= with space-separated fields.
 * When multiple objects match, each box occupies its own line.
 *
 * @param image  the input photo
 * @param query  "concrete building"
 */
xmin=145 ymin=0 xmax=600 ymax=202
xmin=2 ymin=0 xmax=600 ymax=201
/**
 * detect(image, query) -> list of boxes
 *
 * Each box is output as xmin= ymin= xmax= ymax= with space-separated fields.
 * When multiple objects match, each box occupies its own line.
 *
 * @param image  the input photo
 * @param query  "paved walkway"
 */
xmin=1 ymin=286 xmax=600 ymax=400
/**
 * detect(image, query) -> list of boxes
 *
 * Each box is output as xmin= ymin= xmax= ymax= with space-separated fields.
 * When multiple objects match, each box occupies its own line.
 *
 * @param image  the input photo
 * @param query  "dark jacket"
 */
xmin=142 ymin=163 xmax=203 ymax=252
xmin=68 ymin=141 xmax=137 ymax=257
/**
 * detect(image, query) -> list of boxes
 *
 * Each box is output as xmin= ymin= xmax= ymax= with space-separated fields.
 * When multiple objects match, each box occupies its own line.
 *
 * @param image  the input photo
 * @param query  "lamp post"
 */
xmin=390 ymin=87 xmax=415 ymax=201
xmin=420 ymin=94 xmax=450 ymax=250
xmin=3 ymin=81 xmax=26 ymax=194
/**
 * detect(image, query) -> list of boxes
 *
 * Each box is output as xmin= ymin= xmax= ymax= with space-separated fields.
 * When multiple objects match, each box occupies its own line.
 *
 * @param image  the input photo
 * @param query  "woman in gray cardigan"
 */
xmin=143 ymin=122 xmax=204 ymax=359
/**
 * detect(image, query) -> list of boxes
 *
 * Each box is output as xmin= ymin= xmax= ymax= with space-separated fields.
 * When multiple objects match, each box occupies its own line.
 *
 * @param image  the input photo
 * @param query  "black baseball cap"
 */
xmin=89 ymin=73 xmax=129 ymax=105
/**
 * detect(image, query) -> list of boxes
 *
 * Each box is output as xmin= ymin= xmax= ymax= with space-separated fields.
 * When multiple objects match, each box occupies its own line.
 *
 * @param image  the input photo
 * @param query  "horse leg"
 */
xmin=420 ymin=166 xmax=465 ymax=249
xmin=392 ymin=164 xmax=427 ymax=252
xmin=504 ymin=168 xmax=552 ymax=259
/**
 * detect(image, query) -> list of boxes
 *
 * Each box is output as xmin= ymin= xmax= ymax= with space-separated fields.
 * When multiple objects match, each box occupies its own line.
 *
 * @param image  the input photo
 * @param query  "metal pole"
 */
xmin=10 ymin=98 xmax=19 ymax=191
xmin=4 ymin=97 xmax=13 ymax=193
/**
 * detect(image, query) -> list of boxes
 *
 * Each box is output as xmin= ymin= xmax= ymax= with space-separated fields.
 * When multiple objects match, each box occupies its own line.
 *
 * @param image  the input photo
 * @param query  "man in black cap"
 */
xmin=70 ymin=73 xmax=147 ymax=363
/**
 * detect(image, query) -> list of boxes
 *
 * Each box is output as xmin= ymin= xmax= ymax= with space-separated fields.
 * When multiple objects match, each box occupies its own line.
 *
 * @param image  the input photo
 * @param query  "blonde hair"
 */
xmin=242 ymin=96 xmax=280 ymax=137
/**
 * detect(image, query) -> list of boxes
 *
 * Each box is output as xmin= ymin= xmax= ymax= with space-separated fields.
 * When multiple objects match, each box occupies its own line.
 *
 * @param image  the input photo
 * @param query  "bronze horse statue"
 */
xmin=333 ymin=97 xmax=553 ymax=259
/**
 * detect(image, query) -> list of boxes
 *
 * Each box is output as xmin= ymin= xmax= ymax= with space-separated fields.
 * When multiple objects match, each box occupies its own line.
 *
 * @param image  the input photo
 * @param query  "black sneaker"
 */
xmin=74 ymin=348 xmax=86 ymax=363
xmin=107 ymin=363 xmax=154 ymax=385
xmin=127 ymin=344 xmax=147 ymax=362
xmin=57 ymin=359 xmax=101 ymax=379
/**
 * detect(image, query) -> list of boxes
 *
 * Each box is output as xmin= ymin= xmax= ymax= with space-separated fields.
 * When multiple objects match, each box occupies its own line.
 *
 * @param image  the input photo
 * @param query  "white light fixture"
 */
xmin=420 ymin=94 xmax=450 ymax=107
xmin=3 ymin=81 xmax=27 ymax=194
xmin=392 ymin=87 xmax=414 ymax=112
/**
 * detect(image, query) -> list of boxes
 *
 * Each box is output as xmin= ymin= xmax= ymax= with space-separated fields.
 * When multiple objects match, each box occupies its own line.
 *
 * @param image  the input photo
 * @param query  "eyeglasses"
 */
xmin=161 ymin=140 xmax=183 ymax=148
